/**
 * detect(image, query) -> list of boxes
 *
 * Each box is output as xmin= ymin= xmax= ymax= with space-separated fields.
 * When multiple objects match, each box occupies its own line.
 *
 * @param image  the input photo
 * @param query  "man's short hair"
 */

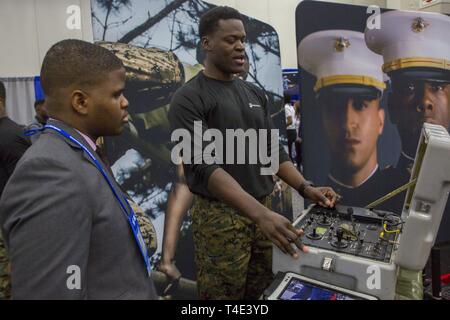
xmin=0 ymin=80 xmax=5 ymax=102
xmin=199 ymin=6 xmax=242 ymax=39
xmin=40 ymin=39 xmax=123 ymax=96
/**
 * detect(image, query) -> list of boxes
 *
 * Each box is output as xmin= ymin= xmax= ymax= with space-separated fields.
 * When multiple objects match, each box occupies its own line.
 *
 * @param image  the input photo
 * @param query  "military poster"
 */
xmin=91 ymin=0 xmax=287 ymax=279
xmin=295 ymin=1 xmax=450 ymax=245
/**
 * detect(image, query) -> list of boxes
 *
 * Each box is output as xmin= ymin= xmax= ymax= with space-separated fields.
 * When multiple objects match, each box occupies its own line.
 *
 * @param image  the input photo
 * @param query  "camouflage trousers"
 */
xmin=192 ymin=195 xmax=274 ymax=300
xmin=0 ymin=232 xmax=11 ymax=300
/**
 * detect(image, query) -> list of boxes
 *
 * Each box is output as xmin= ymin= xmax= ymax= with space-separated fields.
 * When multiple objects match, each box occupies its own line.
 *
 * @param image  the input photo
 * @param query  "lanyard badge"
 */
xmin=26 ymin=125 xmax=152 ymax=277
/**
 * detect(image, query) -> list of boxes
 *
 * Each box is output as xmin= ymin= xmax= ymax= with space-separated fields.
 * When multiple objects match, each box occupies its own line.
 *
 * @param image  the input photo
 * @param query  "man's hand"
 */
xmin=158 ymin=260 xmax=181 ymax=282
xmin=205 ymin=168 xmax=309 ymax=258
xmin=158 ymin=260 xmax=182 ymax=296
xmin=256 ymin=209 xmax=309 ymax=258
xmin=304 ymin=186 xmax=338 ymax=208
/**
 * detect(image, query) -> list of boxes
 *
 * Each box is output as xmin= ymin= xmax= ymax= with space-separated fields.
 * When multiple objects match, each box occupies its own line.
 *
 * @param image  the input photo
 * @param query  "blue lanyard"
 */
xmin=25 ymin=124 xmax=152 ymax=276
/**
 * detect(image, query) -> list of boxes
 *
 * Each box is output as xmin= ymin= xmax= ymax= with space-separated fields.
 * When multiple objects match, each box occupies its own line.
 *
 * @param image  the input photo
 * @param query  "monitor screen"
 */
xmin=278 ymin=278 xmax=361 ymax=300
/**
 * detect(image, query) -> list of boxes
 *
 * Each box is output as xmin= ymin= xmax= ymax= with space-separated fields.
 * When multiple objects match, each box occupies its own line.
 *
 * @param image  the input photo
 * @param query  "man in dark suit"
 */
xmin=0 ymin=39 xmax=157 ymax=299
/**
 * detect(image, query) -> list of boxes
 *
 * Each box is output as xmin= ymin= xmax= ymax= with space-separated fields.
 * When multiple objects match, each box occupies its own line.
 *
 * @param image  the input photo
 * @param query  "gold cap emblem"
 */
xmin=334 ymin=37 xmax=350 ymax=52
xmin=411 ymin=17 xmax=429 ymax=33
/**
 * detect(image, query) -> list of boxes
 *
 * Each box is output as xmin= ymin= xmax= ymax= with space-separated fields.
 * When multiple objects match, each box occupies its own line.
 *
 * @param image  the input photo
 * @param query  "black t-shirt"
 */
xmin=168 ymin=72 xmax=289 ymax=200
xmin=0 ymin=117 xmax=31 ymax=198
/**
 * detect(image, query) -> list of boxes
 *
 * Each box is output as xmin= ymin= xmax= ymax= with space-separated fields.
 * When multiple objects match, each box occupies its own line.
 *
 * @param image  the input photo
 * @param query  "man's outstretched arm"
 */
xmin=276 ymin=160 xmax=338 ymax=208
xmin=159 ymin=164 xmax=193 ymax=282
xmin=207 ymin=168 xmax=307 ymax=258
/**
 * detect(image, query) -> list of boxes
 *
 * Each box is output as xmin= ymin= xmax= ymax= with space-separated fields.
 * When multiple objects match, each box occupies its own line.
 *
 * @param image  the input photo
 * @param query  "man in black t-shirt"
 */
xmin=168 ymin=6 xmax=337 ymax=300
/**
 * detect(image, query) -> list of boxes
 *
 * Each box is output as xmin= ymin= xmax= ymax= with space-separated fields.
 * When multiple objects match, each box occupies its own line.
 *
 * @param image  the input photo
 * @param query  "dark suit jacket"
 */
xmin=0 ymin=119 xmax=157 ymax=299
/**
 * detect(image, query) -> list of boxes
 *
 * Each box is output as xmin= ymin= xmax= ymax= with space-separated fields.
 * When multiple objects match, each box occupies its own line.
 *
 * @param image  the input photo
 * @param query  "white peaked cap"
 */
xmin=298 ymin=30 xmax=385 ymax=92
xmin=365 ymin=10 xmax=450 ymax=74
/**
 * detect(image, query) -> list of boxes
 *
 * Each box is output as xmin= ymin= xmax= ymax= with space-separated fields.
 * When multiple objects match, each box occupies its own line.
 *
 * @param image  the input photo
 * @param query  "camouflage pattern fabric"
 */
xmin=97 ymin=42 xmax=183 ymax=85
xmin=192 ymin=195 xmax=274 ymax=300
xmin=128 ymin=199 xmax=158 ymax=257
xmin=0 ymin=233 xmax=11 ymax=300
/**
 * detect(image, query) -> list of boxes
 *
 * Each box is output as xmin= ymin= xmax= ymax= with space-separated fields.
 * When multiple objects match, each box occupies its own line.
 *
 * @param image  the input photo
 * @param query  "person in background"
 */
xmin=33 ymin=100 xmax=48 ymax=126
xmin=0 ymin=80 xmax=31 ymax=199
xmin=284 ymin=93 xmax=297 ymax=164
xmin=0 ymin=80 xmax=32 ymax=300
xmin=34 ymin=77 xmax=48 ymax=125
xmin=26 ymin=79 xmax=49 ymax=143
xmin=293 ymin=100 xmax=302 ymax=171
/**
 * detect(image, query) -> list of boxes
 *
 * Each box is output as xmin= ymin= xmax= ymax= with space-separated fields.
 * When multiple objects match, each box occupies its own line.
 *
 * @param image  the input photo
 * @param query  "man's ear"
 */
xmin=377 ymin=107 xmax=385 ymax=135
xmin=201 ymin=36 xmax=211 ymax=52
xmin=70 ymin=90 xmax=89 ymax=116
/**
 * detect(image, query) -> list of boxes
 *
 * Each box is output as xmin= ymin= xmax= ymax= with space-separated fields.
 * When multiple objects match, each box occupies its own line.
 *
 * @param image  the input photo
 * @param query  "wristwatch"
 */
xmin=297 ymin=180 xmax=314 ymax=198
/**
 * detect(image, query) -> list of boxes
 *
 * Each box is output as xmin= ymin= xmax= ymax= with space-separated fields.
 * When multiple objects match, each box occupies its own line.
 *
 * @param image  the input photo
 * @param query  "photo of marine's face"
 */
xmin=320 ymin=94 xmax=385 ymax=175
xmin=390 ymin=79 xmax=450 ymax=156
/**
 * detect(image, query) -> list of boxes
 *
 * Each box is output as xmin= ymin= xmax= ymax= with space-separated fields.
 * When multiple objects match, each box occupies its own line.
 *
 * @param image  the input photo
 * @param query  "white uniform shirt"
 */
xmin=284 ymin=103 xmax=296 ymax=130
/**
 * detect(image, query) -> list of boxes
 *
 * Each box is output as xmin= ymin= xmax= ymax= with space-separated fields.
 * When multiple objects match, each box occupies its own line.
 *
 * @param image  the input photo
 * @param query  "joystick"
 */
xmin=331 ymin=227 xmax=348 ymax=249
xmin=307 ymin=227 xmax=322 ymax=240
xmin=336 ymin=227 xmax=344 ymax=243
xmin=347 ymin=207 xmax=354 ymax=222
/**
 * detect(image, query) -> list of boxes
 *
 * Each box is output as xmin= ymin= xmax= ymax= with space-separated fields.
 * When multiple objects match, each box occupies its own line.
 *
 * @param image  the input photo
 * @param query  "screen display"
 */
xmin=278 ymin=278 xmax=361 ymax=300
